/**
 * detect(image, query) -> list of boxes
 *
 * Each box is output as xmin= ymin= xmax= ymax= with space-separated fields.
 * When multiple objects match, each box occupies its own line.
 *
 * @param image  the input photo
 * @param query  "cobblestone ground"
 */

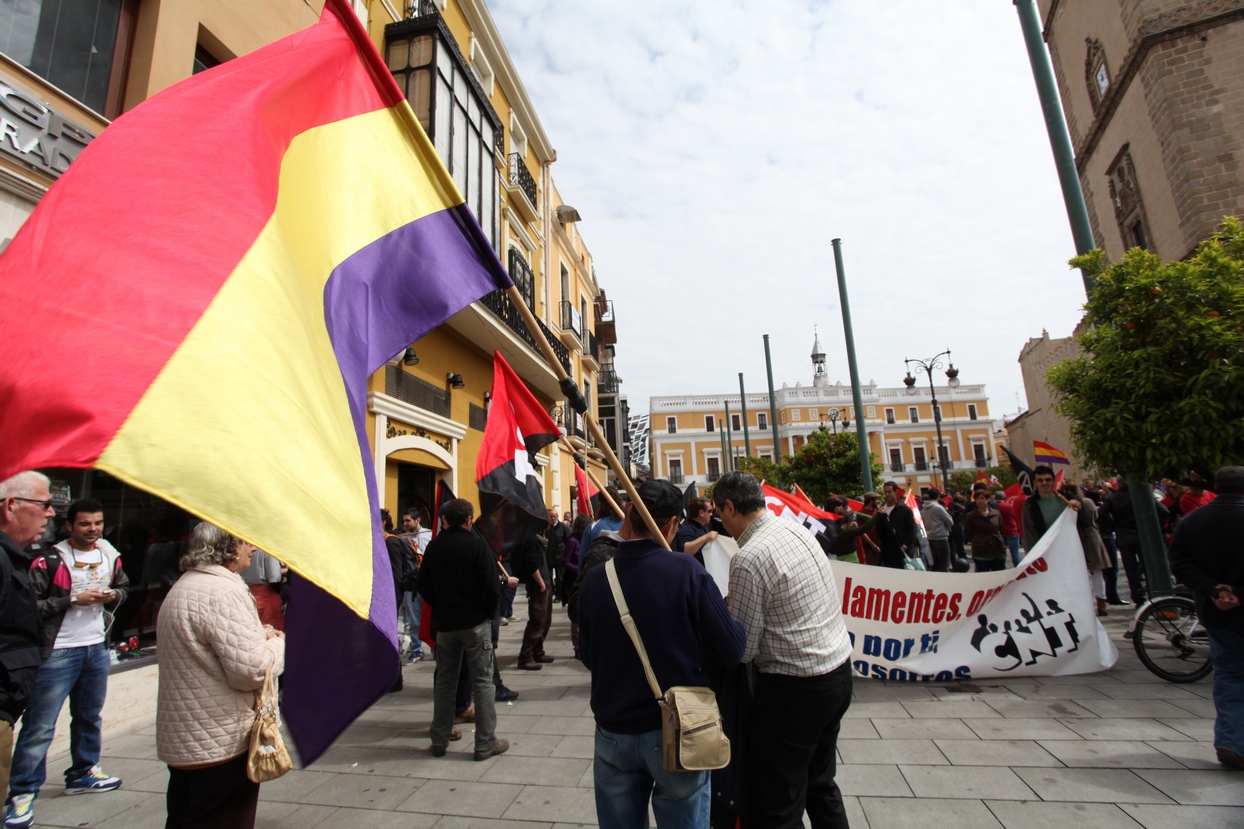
xmin=31 ymin=594 xmax=1244 ymax=829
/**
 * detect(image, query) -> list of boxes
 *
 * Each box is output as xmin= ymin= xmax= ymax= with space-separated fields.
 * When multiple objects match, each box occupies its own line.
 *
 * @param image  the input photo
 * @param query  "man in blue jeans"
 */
xmin=1170 ymin=466 xmax=1244 ymax=770
xmin=7 ymin=499 xmax=128 ymax=829
xmin=578 ymin=480 xmax=746 ymax=828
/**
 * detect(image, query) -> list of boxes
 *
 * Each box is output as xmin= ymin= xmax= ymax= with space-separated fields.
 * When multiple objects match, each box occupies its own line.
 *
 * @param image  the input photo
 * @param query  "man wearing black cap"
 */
xmin=578 ymin=480 xmax=746 ymax=828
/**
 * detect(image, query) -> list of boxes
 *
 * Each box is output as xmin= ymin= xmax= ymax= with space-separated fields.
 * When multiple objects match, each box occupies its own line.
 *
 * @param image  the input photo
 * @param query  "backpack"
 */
xmin=567 ymin=533 xmax=621 ymax=624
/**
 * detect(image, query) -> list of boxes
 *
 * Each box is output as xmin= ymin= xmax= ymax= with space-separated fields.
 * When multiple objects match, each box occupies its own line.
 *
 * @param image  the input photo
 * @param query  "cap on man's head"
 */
xmin=638 ymin=479 xmax=685 ymax=523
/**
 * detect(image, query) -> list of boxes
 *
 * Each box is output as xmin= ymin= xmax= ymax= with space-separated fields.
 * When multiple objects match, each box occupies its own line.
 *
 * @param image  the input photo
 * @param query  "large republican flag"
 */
xmin=0 ymin=0 xmax=511 ymax=762
xmin=475 ymin=352 xmax=562 ymax=554
xmin=1034 ymin=441 xmax=1072 ymax=466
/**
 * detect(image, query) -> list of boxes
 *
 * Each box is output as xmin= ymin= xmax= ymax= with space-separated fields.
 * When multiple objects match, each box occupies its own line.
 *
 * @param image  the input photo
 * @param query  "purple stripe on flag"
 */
xmin=282 ymin=203 xmax=511 ymax=764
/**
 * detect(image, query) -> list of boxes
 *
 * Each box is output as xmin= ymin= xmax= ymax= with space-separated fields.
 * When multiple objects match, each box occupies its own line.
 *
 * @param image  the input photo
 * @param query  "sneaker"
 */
xmin=5 ymin=794 xmax=34 ymax=828
xmin=498 ymin=617 xmax=509 ymax=626
xmin=474 ymin=738 xmax=510 ymax=761
xmin=64 ymin=766 xmax=122 ymax=794
xmin=506 ymin=616 xmax=520 ymax=623
xmin=495 ymin=687 xmax=519 ymax=702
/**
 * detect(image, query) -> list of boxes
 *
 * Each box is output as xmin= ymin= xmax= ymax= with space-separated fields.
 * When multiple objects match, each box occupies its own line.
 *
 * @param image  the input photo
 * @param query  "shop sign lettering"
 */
xmin=0 ymin=79 xmax=95 ymax=177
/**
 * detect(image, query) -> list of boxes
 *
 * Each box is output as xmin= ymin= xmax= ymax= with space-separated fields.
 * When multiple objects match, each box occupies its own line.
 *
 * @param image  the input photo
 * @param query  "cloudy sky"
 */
xmin=488 ymin=0 xmax=1089 ymax=423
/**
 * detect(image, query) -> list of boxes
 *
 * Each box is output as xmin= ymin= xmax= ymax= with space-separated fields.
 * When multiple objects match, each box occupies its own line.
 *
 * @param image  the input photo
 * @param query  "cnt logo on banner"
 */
xmin=703 ymin=511 xmax=1117 ymax=680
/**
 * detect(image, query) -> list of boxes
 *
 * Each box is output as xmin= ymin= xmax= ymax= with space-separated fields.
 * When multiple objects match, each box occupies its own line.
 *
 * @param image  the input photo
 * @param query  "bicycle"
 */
xmin=1127 ymin=589 xmax=1212 ymax=683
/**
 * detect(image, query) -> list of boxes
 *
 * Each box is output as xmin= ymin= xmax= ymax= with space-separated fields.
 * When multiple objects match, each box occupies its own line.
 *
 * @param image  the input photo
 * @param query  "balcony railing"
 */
xmin=479 ymin=290 xmax=571 ymax=375
xmin=707 ymin=471 xmax=721 ymax=483
xmin=594 ymin=297 xmax=617 ymax=345
xmin=890 ymin=462 xmax=904 ymax=473
xmin=508 ymin=152 xmax=537 ymax=209
xmin=914 ymin=461 xmax=929 ymax=472
xmin=599 ymin=369 xmax=620 ymax=394
xmin=975 ymin=458 xmax=988 ymax=468
xmin=404 ymin=0 xmax=440 ymax=18
xmin=669 ymin=473 xmax=685 ymax=485
xmin=559 ymin=300 xmax=582 ymax=338
xmin=584 ymin=330 xmax=599 ymax=362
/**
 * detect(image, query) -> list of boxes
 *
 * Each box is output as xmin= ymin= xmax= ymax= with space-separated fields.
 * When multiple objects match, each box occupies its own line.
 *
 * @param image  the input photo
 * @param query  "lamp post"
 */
xmin=903 ymin=350 xmax=960 ymax=493
xmin=818 ymin=407 xmax=849 ymax=436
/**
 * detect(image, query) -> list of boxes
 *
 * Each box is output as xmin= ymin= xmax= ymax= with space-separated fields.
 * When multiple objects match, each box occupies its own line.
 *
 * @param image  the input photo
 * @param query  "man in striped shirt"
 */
xmin=714 ymin=472 xmax=853 ymax=829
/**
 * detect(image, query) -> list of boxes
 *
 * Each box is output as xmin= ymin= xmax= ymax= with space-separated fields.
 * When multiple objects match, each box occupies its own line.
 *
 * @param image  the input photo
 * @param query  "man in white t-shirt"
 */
xmin=6 ymin=499 xmax=129 ymax=829
xmin=399 ymin=508 xmax=432 ymax=662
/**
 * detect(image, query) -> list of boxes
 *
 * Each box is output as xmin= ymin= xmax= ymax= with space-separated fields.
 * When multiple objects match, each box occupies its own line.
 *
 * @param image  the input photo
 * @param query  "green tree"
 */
xmin=948 ymin=466 xmax=1017 ymax=495
xmin=1047 ymin=218 xmax=1244 ymax=478
xmin=734 ymin=455 xmax=782 ymax=485
xmin=781 ymin=429 xmax=883 ymax=504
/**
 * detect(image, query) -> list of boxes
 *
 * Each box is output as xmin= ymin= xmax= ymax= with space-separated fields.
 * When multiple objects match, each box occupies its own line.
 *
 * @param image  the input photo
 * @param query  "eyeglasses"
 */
xmin=10 ymin=497 xmax=54 ymax=511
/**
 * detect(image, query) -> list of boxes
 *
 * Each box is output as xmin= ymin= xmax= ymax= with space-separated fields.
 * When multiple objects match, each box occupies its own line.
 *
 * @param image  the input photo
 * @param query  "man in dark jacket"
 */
xmin=1169 ymin=466 xmax=1244 ymax=770
xmin=0 ymin=472 xmax=52 ymax=800
xmin=417 ymin=499 xmax=508 ymax=761
xmin=878 ymin=482 xmax=918 ymax=568
xmin=578 ymin=480 xmax=746 ymax=827
xmin=1101 ymin=479 xmax=1168 ymax=605
xmin=515 ymin=530 xmax=553 ymax=671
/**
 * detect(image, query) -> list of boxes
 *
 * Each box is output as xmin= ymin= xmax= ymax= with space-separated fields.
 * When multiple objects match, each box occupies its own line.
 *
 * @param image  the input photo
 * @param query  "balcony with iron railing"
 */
xmin=599 ymin=368 xmax=620 ymax=394
xmin=479 ymin=290 xmax=571 ymax=375
xmin=559 ymin=300 xmax=582 ymax=349
xmin=669 ymin=473 xmax=685 ymax=485
xmin=594 ymin=296 xmax=617 ymax=345
xmin=507 ymin=153 xmax=538 ymax=223
xmin=582 ymin=330 xmax=600 ymax=368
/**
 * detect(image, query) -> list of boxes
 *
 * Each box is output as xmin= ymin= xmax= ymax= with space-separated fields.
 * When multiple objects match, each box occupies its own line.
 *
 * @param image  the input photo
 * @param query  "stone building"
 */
xmin=1004 ymin=329 xmax=1090 ymax=480
xmin=1037 ymin=0 xmax=1244 ymax=260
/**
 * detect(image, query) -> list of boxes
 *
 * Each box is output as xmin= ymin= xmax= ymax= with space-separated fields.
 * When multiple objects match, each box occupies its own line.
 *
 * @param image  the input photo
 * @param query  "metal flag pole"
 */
xmin=504 ymin=286 xmax=669 ymax=549
xmin=831 ymin=239 xmax=873 ymax=493
xmin=725 ymin=400 xmax=734 ymax=471
xmin=738 ymin=373 xmax=752 ymax=458
xmin=763 ymin=334 xmax=781 ymax=464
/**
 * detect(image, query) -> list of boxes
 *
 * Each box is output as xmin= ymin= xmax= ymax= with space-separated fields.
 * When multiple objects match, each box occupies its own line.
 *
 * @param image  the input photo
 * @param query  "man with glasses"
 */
xmin=7 ymin=498 xmax=128 ymax=828
xmin=0 ymin=473 xmax=52 ymax=804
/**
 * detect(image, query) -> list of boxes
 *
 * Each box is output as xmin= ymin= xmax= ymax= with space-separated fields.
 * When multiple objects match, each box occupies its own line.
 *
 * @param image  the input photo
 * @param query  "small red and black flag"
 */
xmin=474 ymin=352 xmax=561 ymax=554
xmin=575 ymin=462 xmax=599 ymax=518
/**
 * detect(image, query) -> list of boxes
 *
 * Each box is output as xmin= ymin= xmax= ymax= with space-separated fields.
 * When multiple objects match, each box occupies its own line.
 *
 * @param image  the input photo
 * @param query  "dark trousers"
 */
xmin=519 ymin=585 xmax=552 ymax=662
xmin=1102 ymin=533 xmax=1123 ymax=603
xmin=974 ymin=558 xmax=1006 ymax=573
xmin=165 ymin=754 xmax=259 ymax=829
xmin=927 ymin=539 xmax=951 ymax=572
xmin=744 ymin=662 xmax=852 ymax=829
xmin=1114 ymin=531 xmax=1149 ymax=602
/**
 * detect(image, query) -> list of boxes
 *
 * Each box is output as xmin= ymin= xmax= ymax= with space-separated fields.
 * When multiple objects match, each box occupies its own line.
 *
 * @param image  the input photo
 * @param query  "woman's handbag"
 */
xmin=247 ymin=664 xmax=292 ymax=783
xmin=604 ymin=559 xmax=730 ymax=772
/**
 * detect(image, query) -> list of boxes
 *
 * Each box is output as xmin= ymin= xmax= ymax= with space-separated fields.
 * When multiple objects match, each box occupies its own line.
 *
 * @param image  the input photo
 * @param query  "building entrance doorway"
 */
xmin=397 ymin=464 xmax=437 ymax=526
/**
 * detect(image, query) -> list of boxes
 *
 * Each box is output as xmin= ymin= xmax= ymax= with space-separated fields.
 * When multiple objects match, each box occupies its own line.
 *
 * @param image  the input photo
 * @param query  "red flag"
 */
xmin=574 ymin=463 xmax=598 ymax=517
xmin=1055 ymin=469 xmax=1066 ymax=485
xmin=474 ymin=352 xmax=561 ymax=554
xmin=974 ymin=469 xmax=989 ymax=484
xmin=793 ymin=483 xmax=813 ymax=505
xmin=1004 ymin=482 xmax=1023 ymax=498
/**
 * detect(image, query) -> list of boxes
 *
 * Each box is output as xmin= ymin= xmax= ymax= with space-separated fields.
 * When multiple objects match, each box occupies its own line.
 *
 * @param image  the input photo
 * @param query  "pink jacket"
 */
xmin=156 ymin=564 xmax=284 ymax=767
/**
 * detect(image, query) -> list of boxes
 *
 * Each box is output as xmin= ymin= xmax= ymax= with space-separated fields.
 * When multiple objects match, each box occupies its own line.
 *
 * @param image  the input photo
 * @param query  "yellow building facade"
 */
xmin=8 ymin=0 xmax=620 ymax=530
xmin=650 ymin=341 xmax=999 ymax=496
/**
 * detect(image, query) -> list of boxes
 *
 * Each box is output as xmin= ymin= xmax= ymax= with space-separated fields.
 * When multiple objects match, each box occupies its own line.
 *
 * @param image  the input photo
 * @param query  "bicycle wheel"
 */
xmin=1132 ymin=596 xmax=1213 ymax=683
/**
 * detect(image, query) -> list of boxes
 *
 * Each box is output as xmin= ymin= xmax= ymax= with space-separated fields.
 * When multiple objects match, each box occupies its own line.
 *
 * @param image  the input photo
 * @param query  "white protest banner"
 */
xmin=835 ymin=511 xmax=1117 ymax=680
xmin=701 ymin=536 xmax=739 ymax=596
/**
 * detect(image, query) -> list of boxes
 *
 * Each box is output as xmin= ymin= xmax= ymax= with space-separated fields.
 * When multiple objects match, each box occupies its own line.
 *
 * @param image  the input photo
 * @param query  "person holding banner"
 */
xmin=714 ymin=473 xmax=853 ymax=829
xmin=963 ymin=489 xmax=1007 ymax=572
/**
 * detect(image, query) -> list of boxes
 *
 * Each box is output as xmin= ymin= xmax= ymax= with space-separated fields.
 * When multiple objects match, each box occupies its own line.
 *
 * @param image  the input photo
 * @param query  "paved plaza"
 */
xmin=29 ymin=598 xmax=1244 ymax=829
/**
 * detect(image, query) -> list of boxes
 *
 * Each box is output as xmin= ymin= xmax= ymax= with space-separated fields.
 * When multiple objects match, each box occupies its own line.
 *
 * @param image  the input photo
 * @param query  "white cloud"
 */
xmin=488 ymin=0 xmax=1088 ymax=426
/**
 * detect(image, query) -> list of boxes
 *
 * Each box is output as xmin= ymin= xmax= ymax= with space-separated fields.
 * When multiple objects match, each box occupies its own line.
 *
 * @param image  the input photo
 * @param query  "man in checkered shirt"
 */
xmin=714 ymin=472 xmax=853 ymax=829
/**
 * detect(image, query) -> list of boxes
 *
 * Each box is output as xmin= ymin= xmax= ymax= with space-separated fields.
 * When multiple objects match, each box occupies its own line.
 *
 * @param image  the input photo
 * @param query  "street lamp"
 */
xmin=818 ymin=407 xmax=849 ymax=435
xmin=903 ymin=349 xmax=960 ymax=493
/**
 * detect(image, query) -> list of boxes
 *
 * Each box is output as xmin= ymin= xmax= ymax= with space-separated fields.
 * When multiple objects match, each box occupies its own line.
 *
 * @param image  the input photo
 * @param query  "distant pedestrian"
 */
xmin=920 ymin=489 xmax=953 ymax=572
xmin=963 ymin=489 xmax=1007 ymax=572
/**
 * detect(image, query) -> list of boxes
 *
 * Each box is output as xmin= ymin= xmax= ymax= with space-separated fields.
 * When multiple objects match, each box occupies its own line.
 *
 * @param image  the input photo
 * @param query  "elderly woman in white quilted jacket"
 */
xmin=156 ymin=522 xmax=285 ymax=829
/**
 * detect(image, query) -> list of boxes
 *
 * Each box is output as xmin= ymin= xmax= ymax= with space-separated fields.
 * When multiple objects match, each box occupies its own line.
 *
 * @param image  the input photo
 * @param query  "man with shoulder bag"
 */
xmin=578 ymin=480 xmax=746 ymax=829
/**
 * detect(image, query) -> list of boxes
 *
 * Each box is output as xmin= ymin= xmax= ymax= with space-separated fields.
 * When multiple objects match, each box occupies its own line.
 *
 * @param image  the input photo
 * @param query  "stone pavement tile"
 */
xmin=859 ymin=796 xmax=1003 ymax=828
xmin=1157 ymin=718 xmax=1216 ymax=741
xmin=511 ymin=685 xmax=574 ymax=701
xmin=1037 ymin=739 xmax=1186 ymax=769
xmin=1165 ymin=697 xmax=1218 ymax=718
xmin=1133 ymin=768 xmax=1244 ymax=806
xmin=1034 ymin=673 xmax=1123 ymax=685
xmin=325 ymin=807 xmax=442 ymax=828
xmin=28 ymin=788 xmax=156 ymax=828
xmin=852 ymin=682 xmax=939 ymax=701
xmin=397 ymin=779 xmax=524 ymax=818
xmin=843 ymin=701 xmax=911 ymax=719
xmin=1078 ymin=699 xmax=1200 ymax=719
xmin=259 ymin=768 xmax=338 ymax=802
xmin=549 ymin=736 xmax=594 ymax=760
xmin=436 ymin=818 xmax=553 ymax=829
xmin=493 ymin=712 xmax=540 ymax=734
xmin=835 ymin=764 xmax=913 ymax=797
xmin=1011 ymin=683 xmax=1112 ymax=700
xmin=502 ymin=784 xmax=599 ymax=824
xmin=524 ymin=716 xmax=596 ymax=737
xmin=316 ymin=745 xmax=491 ymax=782
xmin=1092 ymin=683 xmax=1205 ymax=701
xmin=1019 ymin=768 xmax=1175 ymax=803
xmin=871 ymin=718 xmax=979 ymax=740
xmin=899 ymin=765 xmax=1036 ymax=800
xmin=839 ymin=718 xmax=881 ymax=739
xmin=299 ymin=772 xmax=425 ymax=810
xmin=984 ymin=699 xmax=1096 ymax=718
xmin=927 ymin=686 xmax=1025 ymax=702
xmin=842 ymin=795 xmax=868 ymax=829
xmin=1120 ymin=803 xmax=1244 ymax=829
xmin=838 ymin=738 xmax=948 ymax=765
xmin=1145 ymin=740 xmax=1224 ymax=770
xmin=480 ymin=755 xmax=591 ymax=787
xmin=333 ymin=724 xmax=407 ymax=746
xmin=88 ymin=791 xmax=170 ymax=829
xmin=1106 ymin=670 xmax=1170 ymax=685
xmin=934 ymin=739 xmax=1061 ymax=767
xmin=575 ymin=764 xmax=593 ymax=789
xmin=500 ymin=699 xmax=591 ymax=717
xmin=984 ymin=800 xmax=1142 ymax=829
xmin=499 ymin=732 xmax=564 ymax=758
xmin=100 ymin=731 xmax=161 ymax=760
xmin=1059 ymin=717 xmax=1192 ymax=742
xmin=251 ymin=801 xmax=339 ymax=828
xmin=901 ymin=700 xmax=1003 ymax=719
xmin=382 ymin=728 xmax=442 ymax=751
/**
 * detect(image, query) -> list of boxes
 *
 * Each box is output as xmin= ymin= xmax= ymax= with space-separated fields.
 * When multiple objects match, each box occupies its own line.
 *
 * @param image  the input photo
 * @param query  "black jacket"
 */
xmin=878 ymin=503 xmax=918 ymax=568
xmin=0 ymin=532 xmax=42 ymax=724
xmin=416 ymin=527 xmax=500 ymax=633
xmin=1101 ymin=487 xmax=1168 ymax=536
xmin=567 ymin=532 xmax=620 ymax=625
xmin=1170 ymin=494 xmax=1244 ymax=632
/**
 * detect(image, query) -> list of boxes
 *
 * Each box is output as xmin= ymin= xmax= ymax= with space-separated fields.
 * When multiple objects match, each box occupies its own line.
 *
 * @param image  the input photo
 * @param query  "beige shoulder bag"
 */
xmin=604 ymin=559 xmax=730 ymax=772
xmin=247 ymin=663 xmax=292 ymax=783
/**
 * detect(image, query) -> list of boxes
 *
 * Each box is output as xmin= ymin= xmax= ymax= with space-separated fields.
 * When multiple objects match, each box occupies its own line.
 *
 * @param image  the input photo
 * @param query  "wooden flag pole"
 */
xmin=504 ymin=286 xmax=669 ymax=549
xmin=558 ymin=436 xmax=625 ymax=520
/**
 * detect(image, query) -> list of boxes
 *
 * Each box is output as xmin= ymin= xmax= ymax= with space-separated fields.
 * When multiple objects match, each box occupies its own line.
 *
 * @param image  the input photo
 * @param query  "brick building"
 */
xmin=1038 ymin=0 xmax=1244 ymax=260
